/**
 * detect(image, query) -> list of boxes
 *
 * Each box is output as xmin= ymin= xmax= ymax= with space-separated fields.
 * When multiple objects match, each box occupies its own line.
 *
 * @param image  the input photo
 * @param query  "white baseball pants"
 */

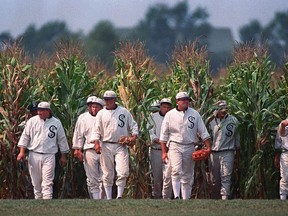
xmin=280 ymin=151 xmax=288 ymax=199
xmin=168 ymin=142 xmax=195 ymax=200
xmin=101 ymin=143 xmax=129 ymax=199
xmin=28 ymin=151 xmax=55 ymax=199
xmin=83 ymin=149 xmax=105 ymax=199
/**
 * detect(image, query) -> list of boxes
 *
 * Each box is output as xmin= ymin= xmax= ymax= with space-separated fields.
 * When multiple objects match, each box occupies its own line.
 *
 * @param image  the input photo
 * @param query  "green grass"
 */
xmin=0 ymin=199 xmax=287 ymax=216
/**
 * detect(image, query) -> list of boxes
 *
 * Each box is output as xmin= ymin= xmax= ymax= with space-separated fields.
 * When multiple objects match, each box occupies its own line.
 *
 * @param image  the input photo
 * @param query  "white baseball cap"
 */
xmin=103 ymin=90 xmax=117 ymax=99
xmin=94 ymin=98 xmax=105 ymax=107
xmin=176 ymin=92 xmax=189 ymax=100
xmin=150 ymin=100 xmax=160 ymax=108
xmin=37 ymin=101 xmax=51 ymax=110
xmin=86 ymin=96 xmax=98 ymax=104
xmin=216 ymin=100 xmax=228 ymax=110
xmin=160 ymin=98 xmax=172 ymax=105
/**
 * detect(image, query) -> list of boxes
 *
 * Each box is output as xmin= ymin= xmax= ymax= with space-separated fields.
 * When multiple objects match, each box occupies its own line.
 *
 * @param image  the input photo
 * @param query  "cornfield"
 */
xmin=0 ymin=39 xmax=287 ymax=199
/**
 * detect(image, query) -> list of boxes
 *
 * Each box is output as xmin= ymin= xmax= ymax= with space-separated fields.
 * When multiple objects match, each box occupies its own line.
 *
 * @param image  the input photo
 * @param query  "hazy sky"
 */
xmin=1 ymin=0 xmax=287 ymax=40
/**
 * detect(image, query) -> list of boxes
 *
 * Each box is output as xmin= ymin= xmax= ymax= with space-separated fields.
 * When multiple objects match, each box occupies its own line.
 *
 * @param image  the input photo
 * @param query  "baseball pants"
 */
xmin=28 ymin=151 xmax=55 ymax=199
xmin=101 ymin=143 xmax=129 ymax=199
xmin=162 ymin=158 xmax=172 ymax=199
xmin=83 ymin=149 xmax=105 ymax=199
xmin=149 ymin=148 xmax=163 ymax=198
xmin=280 ymin=151 xmax=288 ymax=199
xmin=168 ymin=141 xmax=195 ymax=200
xmin=210 ymin=151 xmax=234 ymax=199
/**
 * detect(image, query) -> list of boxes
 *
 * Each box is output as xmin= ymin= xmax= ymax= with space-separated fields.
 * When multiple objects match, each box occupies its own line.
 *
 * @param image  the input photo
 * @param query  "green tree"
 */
xmin=85 ymin=21 xmax=119 ymax=70
xmin=239 ymin=11 xmax=288 ymax=65
xmin=133 ymin=1 xmax=211 ymax=63
xmin=18 ymin=21 xmax=81 ymax=56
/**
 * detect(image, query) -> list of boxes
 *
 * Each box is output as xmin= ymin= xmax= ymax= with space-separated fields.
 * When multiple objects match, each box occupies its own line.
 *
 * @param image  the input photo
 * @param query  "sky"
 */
xmin=0 ymin=0 xmax=287 ymax=40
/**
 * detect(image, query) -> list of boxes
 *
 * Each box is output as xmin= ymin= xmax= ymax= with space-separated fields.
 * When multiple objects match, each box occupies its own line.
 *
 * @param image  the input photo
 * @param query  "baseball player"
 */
xmin=274 ymin=119 xmax=288 ymax=200
xmin=160 ymin=91 xmax=211 ymax=200
xmin=17 ymin=101 xmax=69 ymax=199
xmin=147 ymin=98 xmax=173 ymax=199
xmin=90 ymin=90 xmax=138 ymax=199
xmin=72 ymin=96 xmax=105 ymax=199
xmin=207 ymin=100 xmax=240 ymax=200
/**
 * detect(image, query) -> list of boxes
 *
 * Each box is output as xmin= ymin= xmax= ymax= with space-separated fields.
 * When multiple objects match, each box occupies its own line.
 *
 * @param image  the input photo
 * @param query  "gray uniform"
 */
xmin=72 ymin=112 xmax=104 ymax=199
xmin=275 ymin=124 xmax=288 ymax=200
xmin=209 ymin=114 xmax=240 ymax=199
xmin=160 ymin=107 xmax=210 ymax=200
xmin=18 ymin=115 xmax=69 ymax=199
xmin=147 ymin=111 xmax=172 ymax=199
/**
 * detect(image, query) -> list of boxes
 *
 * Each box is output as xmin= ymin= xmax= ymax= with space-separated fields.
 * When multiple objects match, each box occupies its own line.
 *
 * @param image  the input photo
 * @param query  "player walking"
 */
xmin=91 ymin=90 xmax=138 ymax=199
xmin=72 ymin=96 xmax=105 ymax=199
xmin=17 ymin=101 xmax=69 ymax=199
xmin=207 ymin=100 xmax=240 ymax=200
xmin=160 ymin=92 xmax=211 ymax=200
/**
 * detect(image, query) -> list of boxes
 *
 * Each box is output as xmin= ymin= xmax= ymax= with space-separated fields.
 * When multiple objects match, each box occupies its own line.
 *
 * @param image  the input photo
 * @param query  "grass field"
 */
xmin=0 ymin=199 xmax=287 ymax=216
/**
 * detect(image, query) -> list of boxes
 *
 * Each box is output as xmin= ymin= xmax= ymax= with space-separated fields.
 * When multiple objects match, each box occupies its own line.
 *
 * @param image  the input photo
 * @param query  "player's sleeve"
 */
xmin=90 ymin=114 xmax=101 ymax=142
xmin=17 ymin=119 xmax=32 ymax=148
xmin=57 ymin=121 xmax=69 ymax=153
xmin=159 ymin=115 xmax=169 ymax=143
xmin=72 ymin=117 xmax=84 ymax=149
xmin=147 ymin=114 xmax=158 ymax=142
xmin=197 ymin=113 xmax=210 ymax=141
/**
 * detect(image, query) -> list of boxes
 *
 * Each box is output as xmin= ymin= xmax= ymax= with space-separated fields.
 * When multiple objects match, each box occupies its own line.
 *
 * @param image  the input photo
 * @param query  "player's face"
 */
xmin=104 ymin=98 xmax=116 ymax=110
xmin=89 ymin=103 xmax=103 ymax=116
xmin=37 ymin=109 xmax=50 ymax=120
xmin=217 ymin=109 xmax=227 ymax=119
xmin=160 ymin=103 xmax=172 ymax=115
xmin=176 ymin=98 xmax=189 ymax=111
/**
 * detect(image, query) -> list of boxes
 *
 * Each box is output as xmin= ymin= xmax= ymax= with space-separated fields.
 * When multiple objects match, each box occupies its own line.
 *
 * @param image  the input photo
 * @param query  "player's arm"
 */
xmin=279 ymin=119 xmax=288 ymax=137
xmin=17 ymin=147 xmax=26 ymax=161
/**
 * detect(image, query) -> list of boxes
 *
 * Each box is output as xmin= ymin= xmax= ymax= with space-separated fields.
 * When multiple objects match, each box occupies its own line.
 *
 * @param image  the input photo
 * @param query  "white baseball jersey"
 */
xmin=147 ymin=112 xmax=164 ymax=148
xmin=90 ymin=105 xmax=138 ymax=142
xmin=276 ymin=123 xmax=288 ymax=150
xmin=18 ymin=115 xmax=69 ymax=154
xmin=160 ymin=107 xmax=210 ymax=144
xmin=72 ymin=112 xmax=96 ymax=150
xmin=209 ymin=115 xmax=240 ymax=151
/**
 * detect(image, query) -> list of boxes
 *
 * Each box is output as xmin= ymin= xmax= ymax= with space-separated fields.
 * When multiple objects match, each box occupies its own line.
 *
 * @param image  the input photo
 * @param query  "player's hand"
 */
xmin=17 ymin=152 xmax=25 ymax=161
xmin=274 ymin=154 xmax=280 ymax=170
xmin=162 ymin=152 xmax=168 ymax=164
xmin=59 ymin=154 xmax=67 ymax=167
xmin=73 ymin=150 xmax=83 ymax=162
xmin=94 ymin=142 xmax=101 ymax=154
xmin=281 ymin=119 xmax=288 ymax=128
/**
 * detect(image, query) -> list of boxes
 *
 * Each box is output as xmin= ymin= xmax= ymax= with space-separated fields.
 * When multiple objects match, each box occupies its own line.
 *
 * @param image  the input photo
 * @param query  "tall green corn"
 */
xmin=113 ymin=41 xmax=160 ymax=198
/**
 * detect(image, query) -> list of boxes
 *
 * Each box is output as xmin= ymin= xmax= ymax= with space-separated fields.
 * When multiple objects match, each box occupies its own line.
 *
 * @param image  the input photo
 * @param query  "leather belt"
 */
xmin=212 ymin=149 xmax=234 ymax=153
xmin=151 ymin=147 xmax=162 ymax=150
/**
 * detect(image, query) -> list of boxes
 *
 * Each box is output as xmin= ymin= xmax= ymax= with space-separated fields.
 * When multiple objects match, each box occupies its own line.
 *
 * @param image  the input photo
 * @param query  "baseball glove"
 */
xmin=118 ymin=136 xmax=135 ymax=147
xmin=192 ymin=149 xmax=210 ymax=161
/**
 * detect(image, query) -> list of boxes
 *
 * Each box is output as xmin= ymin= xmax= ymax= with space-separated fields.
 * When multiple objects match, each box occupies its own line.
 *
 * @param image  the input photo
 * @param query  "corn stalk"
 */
xmin=0 ymin=42 xmax=34 ymax=198
xmin=40 ymin=41 xmax=105 ymax=198
xmin=162 ymin=41 xmax=214 ymax=198
xmin=113 ymin=41 xmax=160 ymax=198
xmin=220 ymin=42 xmax=282 ymax=198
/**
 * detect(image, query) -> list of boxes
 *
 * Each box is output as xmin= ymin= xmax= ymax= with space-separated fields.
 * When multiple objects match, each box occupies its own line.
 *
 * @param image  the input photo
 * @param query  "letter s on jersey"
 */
xmin=48 ymin=125 xmax=57 ymax=138
xmin=188 ymin=116 xmax=195 ymax=129
xmin=118 ymin=114 xmax=125 ymax=128
xmin=225 ymin=124 xmax=234 ymax=137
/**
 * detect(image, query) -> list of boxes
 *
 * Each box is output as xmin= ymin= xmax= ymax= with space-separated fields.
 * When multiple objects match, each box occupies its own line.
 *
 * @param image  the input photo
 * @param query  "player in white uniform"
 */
xmin=17 ymin=101 xmax=69 ymax=199
xmin=147 ymin=98 xmax=173 ymax=199
xmin=160 ymin=92 xmax=211 ymax=200
xmin=275 ymin=119 xmax=288 ymax=200
xmin=91 ymin=90 xmax=138 ymax=199
xmin=72 ymin=96 xmax=105 ymax=199
xmin=207 ymin=100 xmax=240 ymax=200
